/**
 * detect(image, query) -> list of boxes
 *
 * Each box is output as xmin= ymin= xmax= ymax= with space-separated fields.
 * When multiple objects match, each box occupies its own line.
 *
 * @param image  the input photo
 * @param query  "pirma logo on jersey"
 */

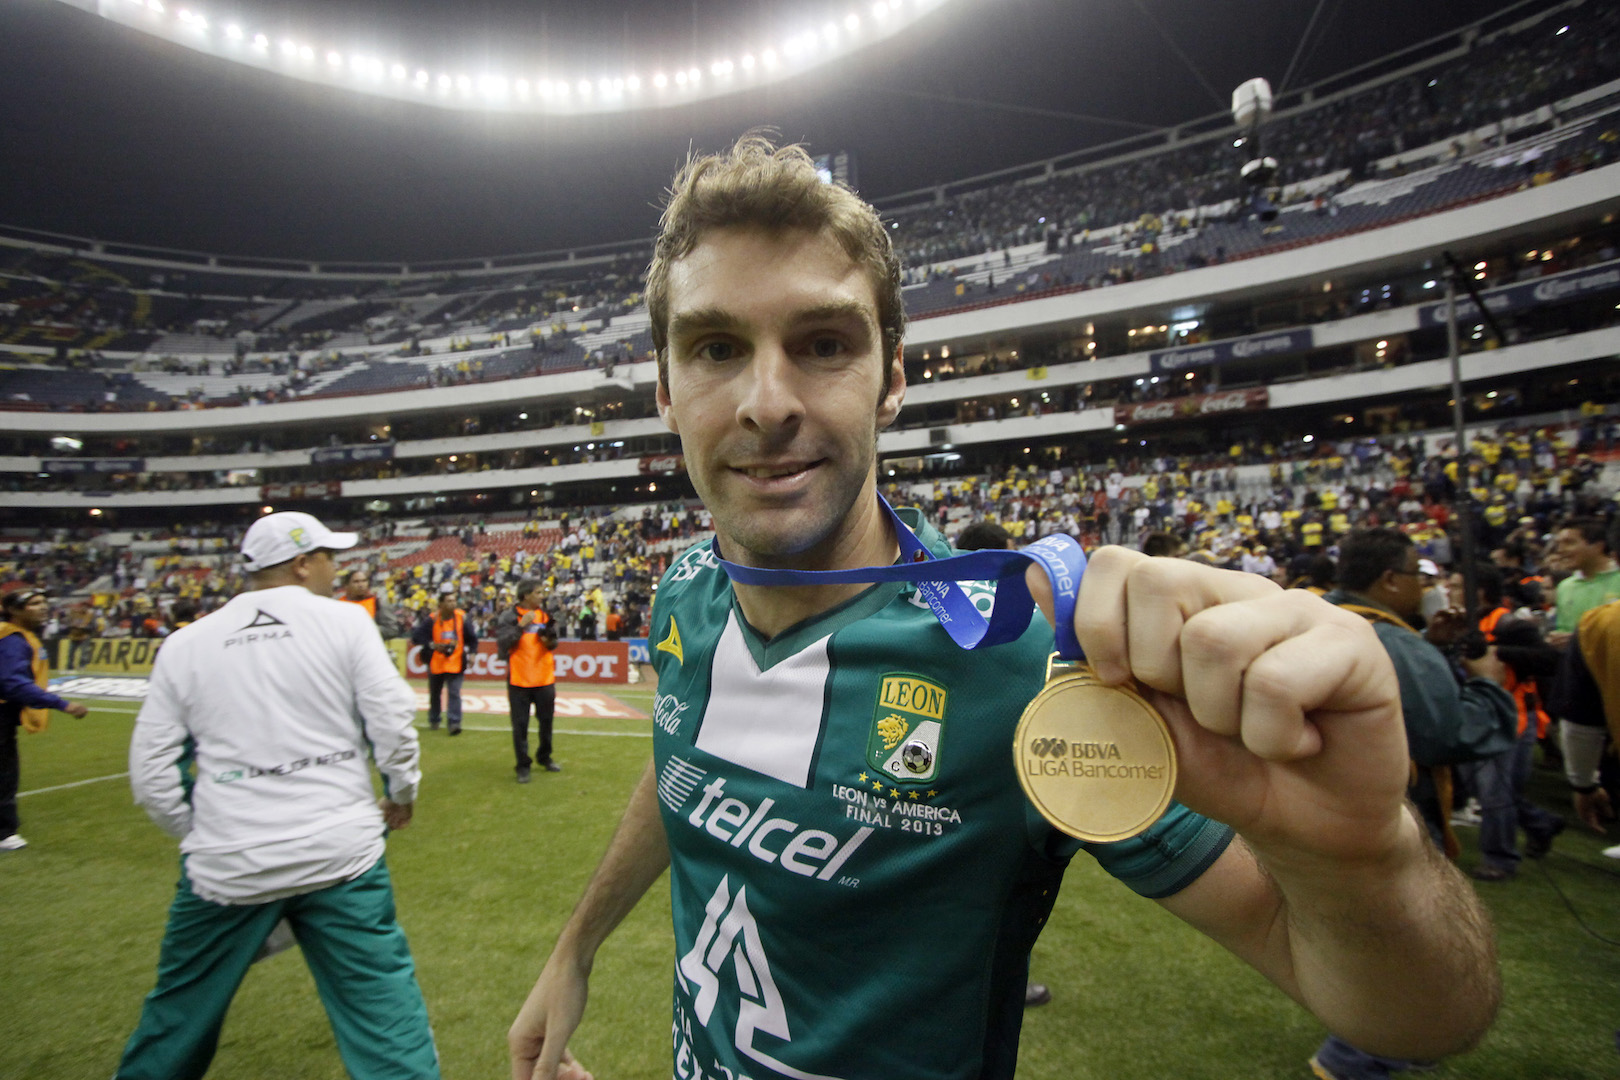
xmin=867 ymin=673 xmax=946 ymax=784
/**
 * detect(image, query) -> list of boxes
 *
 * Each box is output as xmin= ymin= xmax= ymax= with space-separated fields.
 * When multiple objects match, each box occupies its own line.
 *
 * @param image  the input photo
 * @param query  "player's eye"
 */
xmin=697 ymin=341 xmax=736 ymax=362
xmin=809 ymin=336 xmax=844 ymax=358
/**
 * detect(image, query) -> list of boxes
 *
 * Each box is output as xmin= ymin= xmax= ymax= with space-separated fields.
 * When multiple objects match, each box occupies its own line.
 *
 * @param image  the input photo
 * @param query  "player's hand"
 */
xmin=1574 ymin=787 xmax=1613 ymax=834
xmin=63 ymin=702 xmax=89 ymax=719
xmin=380 ymin=798 xmax=413 ymax=830
xmin=1028 ymin=546 xmax=1410 ymax=865
xmin=509 ymin=953 xmax=594 ymax=1080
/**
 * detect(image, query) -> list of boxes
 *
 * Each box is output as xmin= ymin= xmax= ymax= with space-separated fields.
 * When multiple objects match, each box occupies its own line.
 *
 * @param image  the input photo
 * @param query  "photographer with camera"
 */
xmin=1444 ymin=563 xmax=1565 ymax=881
xmin=411 ymin=588 xmax=476 ymax=735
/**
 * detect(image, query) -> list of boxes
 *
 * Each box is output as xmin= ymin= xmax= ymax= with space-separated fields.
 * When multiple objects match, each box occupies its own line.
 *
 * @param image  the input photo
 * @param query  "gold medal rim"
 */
xmin=1014 ymin=668 xmax=1177 ymax=843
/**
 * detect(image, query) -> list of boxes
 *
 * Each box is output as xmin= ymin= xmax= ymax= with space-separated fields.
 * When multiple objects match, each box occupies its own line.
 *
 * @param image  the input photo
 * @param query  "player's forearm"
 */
xmin=552 ymin=760 xmax=670 ymax=973
xmin=1260 ymin=806 xmax=1499 ymax=1061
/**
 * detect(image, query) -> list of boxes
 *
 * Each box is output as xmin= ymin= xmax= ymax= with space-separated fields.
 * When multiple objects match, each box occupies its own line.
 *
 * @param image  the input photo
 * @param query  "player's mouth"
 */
xmin=730 ymin=460 xmax=825 ymax=491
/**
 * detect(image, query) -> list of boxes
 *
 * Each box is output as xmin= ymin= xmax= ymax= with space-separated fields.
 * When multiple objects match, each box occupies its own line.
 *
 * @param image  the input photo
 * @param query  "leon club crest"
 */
xmin=867 ymin=673 xmax=947 ymax=784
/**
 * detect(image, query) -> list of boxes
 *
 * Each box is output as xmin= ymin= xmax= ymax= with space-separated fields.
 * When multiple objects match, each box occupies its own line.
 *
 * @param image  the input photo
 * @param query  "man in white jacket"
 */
xmin=119 ymin=511 xmax=438 ymax=1080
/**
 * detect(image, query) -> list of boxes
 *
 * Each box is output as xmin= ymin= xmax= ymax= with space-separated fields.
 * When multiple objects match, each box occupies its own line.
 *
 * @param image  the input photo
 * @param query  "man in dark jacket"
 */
xmin=1311 ymin=530 xmax=1519 ymax=1080
xmin=1 ymin=588 xmax=89 ymax=851
xmin=1449 ymin=563 xmax=1564 ymax=880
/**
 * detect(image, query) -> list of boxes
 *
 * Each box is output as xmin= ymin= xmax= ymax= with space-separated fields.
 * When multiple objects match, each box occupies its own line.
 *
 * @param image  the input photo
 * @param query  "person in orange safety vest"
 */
xmin=411 ymin=591 xmax=477 ymax=735
xmin=493 ymin=579 xmax=558 ymax=782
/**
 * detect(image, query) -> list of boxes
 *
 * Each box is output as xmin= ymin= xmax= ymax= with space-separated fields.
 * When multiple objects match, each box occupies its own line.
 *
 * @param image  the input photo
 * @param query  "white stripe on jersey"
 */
xmin=694 ymin=612 xmax=829 ymax=789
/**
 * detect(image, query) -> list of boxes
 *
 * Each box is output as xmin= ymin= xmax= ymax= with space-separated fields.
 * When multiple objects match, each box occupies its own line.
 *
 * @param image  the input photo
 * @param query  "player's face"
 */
xmin=657 ymin=226 xmax=904 ymax=566
xmin=345 ymin=572 xmax=369 ymax=599
xmin=302 ymin=550 xmax=338 ymax=597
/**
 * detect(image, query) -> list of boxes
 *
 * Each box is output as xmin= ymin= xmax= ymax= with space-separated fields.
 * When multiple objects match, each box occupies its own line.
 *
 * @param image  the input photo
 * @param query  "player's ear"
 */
xmin=876 ymin=342 xmax=906 ymax=430
xmin=656 ymin=358 xmax=679 ymax=435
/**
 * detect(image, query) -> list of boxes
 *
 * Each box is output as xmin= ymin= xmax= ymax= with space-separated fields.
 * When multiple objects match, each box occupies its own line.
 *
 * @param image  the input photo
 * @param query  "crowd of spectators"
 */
xmin=4 ymin=418 xmax=1613 ymax=650
xmin=884 ymin=3 xmax=1620 ymax=267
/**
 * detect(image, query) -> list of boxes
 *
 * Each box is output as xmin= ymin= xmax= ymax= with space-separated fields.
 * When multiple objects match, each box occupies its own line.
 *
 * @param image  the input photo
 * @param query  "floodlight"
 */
xmin=87 ymin=0 xmax=960 ymax=114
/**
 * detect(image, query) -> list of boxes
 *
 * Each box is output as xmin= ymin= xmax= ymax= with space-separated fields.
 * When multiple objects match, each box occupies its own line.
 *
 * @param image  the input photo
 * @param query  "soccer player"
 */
xmin=508 ymin=137 xmax=1500 ymax=1080
xmin=120 ymin=511 xmax=437 ymax=1080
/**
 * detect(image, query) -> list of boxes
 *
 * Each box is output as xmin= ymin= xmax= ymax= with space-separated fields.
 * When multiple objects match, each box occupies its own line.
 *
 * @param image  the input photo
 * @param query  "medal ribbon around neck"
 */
xmin=711 ymin=493 xmax=1177 ymax=843
xmin=709 ymin=494 xmax=1086 ymax=660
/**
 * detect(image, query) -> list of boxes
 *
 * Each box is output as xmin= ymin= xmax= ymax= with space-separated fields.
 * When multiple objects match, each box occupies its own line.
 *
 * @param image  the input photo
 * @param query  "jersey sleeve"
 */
xmin=1032 ymin=799 xmax=1234 ymax=899
xmin=129 ymin=653 xmax=195 ymax=839
xmin=347 ymin=609 xmax=422 ymax=805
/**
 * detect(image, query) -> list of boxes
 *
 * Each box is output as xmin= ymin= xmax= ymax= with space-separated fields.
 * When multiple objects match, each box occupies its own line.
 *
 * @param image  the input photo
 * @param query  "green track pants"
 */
xmin=116 ymin=856 xmax=439 ymax=1080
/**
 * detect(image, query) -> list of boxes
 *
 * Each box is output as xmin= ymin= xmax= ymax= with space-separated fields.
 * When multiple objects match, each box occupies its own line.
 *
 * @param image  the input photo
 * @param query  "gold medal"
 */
xmin=1014 ymin=655 xmax=1177 ymax=843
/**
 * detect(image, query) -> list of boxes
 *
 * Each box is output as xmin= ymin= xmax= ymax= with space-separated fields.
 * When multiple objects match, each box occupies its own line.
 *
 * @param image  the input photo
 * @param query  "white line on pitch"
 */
xmin=19 ymin=772 xmax=130 ymax=798
xmin=22 ymin=727 xmax=650 ymax=797
xmin=415 ymin=724 xmax=650 ymax=737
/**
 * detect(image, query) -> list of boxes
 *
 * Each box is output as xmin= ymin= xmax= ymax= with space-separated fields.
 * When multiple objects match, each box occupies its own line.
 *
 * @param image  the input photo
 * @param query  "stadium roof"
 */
xmin=0 ymin=0 xmax=1557 ymax=262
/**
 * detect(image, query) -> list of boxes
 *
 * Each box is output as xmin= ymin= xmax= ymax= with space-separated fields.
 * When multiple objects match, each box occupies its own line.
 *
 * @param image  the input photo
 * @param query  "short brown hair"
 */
xmin=645 ymin=133 xmax=905 ymax=397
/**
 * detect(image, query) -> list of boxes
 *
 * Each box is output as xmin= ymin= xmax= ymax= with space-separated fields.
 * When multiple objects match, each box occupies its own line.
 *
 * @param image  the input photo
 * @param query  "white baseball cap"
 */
xmin=1418 ymin=558 xmax=1441 ymax=577
xmin=241 ymin=512 xmax=358 ymax=572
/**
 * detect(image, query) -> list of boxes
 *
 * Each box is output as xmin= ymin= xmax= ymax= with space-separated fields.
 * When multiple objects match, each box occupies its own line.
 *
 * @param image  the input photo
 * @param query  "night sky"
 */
xmin=1 ymin=0 xmax=1509 ymax=262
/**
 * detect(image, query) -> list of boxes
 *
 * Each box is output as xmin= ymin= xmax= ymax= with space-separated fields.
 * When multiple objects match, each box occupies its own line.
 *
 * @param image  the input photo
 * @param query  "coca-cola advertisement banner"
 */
xmin=638 ymin=454 xmax=685 ymax=475
xmin=1113 ymin=387 xmax=1269 ymax=427
xmin=403 ymin=639 xmax=630 ymax=684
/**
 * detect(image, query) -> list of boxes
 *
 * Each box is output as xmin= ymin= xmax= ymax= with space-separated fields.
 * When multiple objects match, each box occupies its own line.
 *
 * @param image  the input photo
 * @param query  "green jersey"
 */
xmin=649 ymin=509 xmax=1232 ymax=1080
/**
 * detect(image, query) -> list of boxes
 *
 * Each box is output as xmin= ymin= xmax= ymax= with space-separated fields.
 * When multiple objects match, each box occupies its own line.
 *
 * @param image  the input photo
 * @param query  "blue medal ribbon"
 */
xmin=710 ymin=495 xmax=1087 ymax=661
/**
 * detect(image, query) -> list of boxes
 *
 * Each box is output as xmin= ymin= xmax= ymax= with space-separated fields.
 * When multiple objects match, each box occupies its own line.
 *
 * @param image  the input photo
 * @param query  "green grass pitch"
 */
xmin=2 ymin=689 xmax=1616 ymax=1079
